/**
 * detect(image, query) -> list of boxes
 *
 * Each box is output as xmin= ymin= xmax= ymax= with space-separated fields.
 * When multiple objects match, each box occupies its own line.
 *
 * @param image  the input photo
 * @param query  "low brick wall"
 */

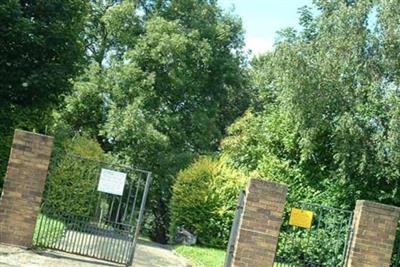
xmin=346 ymin=200 xmax=400 ymax=267
xmin=0 ymin=130 xmax=53 ymax=247
xmin=232 ymin=179 xmax=288 ymax=267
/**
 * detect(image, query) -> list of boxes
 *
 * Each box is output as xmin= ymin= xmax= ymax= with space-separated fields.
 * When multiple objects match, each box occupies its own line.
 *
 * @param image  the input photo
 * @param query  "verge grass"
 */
xmin=33 ymin=214 xmax=66 ymax=246
xmin=174 ymin=245 xmax=225 ymax=267
xmin=174 ymin=245 xmax=294 ymax=267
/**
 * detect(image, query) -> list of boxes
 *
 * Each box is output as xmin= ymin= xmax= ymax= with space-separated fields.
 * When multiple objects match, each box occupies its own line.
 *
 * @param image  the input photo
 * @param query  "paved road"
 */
xmin=0 ymin=240 xmax=188 ymax=267
xmin=52 ymin=229 xmax=133 ymax=263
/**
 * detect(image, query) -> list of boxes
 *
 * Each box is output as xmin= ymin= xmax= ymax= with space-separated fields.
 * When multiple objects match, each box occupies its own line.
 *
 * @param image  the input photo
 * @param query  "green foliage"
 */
xmin=43 ymin=136 xmax=106 ymax=217
xmin=84 ymin=1 xmax=142 ymax=66
xmin=222 ymin=0 xmax=400 ymax=208
xmin=277 ymin=230 xmax=346 ymax=266
xmin=53 ymin=64 xmax=106 ymax=137
xmin=56 ymin=0 xmax=250 ymax=243
xmin=170 ymin=157 xmax=246 ymax=248
xmin=218 ymin=2 xmax=400 ymax=264
xmin=0 ymin=0 xmax=88 ymax=193
xmin=276 ymin=208 xmax=352 ymax=266
xmin=0 ymin=0 xmax=88 ymax=107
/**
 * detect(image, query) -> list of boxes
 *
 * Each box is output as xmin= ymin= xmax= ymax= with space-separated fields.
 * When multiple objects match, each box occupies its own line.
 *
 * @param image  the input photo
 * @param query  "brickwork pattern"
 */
xmin=347 ymin=200 xmax=400 ymax=267
xmin=232 ymin=179 xmax=288 ymax=267
xmin=0 ymin=130 xmax=53 ymax=247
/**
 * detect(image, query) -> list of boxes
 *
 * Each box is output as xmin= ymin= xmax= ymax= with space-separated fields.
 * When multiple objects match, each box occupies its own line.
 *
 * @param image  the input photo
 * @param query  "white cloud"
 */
xmin=245 ymin=36 xmax=274 ymax=56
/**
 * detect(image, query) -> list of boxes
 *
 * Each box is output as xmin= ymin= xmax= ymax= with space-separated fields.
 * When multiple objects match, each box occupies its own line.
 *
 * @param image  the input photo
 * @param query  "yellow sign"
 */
xmin=289 ymin=208 xmax=314 ymax=229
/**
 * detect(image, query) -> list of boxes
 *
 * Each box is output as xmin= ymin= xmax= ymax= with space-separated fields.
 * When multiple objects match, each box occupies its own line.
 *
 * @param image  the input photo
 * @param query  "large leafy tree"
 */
xmin=223 ymin=0 xmax=400 ymax=207
xmin=56 ymin=0 xmax=249 ymax=243
xmin=0 ymin=0 xmax=88 ymax=189
xmin=54 ymin=1 xmax=143 ymax=138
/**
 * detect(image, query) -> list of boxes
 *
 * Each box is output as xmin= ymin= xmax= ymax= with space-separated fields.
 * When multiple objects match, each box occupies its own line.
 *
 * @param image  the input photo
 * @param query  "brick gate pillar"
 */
xmin=232 ymin=178 xmax=288 ymax=267
xmin=0 ymin=130 xmax=53 ymax=247
xmin=346 ymin=200 xmax=400 ymax=267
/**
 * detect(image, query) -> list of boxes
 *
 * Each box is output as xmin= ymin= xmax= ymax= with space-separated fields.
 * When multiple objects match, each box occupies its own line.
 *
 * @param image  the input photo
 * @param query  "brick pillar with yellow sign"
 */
xmin=346 ymin=200 xmax=400 ymax=267
xmin=231 ymin=178 xmax=288 ymax=267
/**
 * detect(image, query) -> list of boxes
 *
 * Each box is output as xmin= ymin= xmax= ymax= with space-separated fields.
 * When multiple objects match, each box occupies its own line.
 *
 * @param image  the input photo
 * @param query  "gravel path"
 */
xmin=0 ymin=240 xmax=188 ymax=267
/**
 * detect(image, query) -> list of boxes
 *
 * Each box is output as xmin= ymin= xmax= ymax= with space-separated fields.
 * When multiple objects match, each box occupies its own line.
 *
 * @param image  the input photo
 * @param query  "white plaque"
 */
xmin=97 ymin=168 xmax=127 ymax=196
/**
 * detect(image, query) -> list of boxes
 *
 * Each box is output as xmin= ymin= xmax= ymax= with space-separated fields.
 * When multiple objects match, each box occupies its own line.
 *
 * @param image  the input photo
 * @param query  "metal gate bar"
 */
xmin=33 ymin=153 xmax=152 ymax=266
xmin=35 ymin=212 xmax=136 ymax=264
xmin=224 ymin=190 xmax=245 ymax=267
xmin=128 ymin=172 xmax=152 ymax=266
xmin=391 ymin=220 xmax=400 ymax=266
xmin=275 ymin=202 xmax=353 ymax=267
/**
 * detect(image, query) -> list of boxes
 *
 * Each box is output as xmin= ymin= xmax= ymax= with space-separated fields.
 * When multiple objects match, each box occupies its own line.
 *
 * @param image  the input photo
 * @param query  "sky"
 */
xmin=219 ymin=0 xmax=313 ymax=55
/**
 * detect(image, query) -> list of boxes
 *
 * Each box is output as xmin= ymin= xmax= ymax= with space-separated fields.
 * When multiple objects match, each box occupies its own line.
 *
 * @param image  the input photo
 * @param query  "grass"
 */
xmin=33 ymin=214 xmax=66 ymax=246
xmin=173 ymin=245 xmax=294 ymax=267
xmin=174 ymin=245 xmax=226 ymax=267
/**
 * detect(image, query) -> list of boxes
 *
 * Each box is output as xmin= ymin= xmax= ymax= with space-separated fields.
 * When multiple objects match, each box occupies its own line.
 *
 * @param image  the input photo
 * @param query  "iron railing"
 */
xmin=391 ymin=221 xmax=400 ymax=266
xmin=274 ymin=202 xmax=353 ymax=267
xmin=224 ymin=190 xmax=245 ymax=267
xmin=33 ymin=152 xmax=152 ymax=266
xmin=34 ymin=212 xmax=136 ymax=264
xmin=0 ymin=158 xmax=7 ymax=194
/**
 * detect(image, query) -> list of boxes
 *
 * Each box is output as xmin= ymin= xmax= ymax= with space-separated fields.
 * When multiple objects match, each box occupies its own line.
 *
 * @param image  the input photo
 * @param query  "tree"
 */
xmin=84 ymin=0 xmax=143 ymax=67
xmin=102 ymin=11 xmax=248 ymax=242
xmin=0 ymin=0 xmax=88 ymax=190
xmin=223 ymin=0 xmax=400 ymax=208
xmin=56 ymin=0 xmax=249 ymax=243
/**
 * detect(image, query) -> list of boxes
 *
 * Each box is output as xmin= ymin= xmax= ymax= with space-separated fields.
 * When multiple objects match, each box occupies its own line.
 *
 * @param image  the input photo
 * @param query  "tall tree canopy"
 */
xmin=223 ymin=0 xmax=400 ymax=207
xmin=0 ymin=0 xmax=88 ymax=188
xmin=55 ymin=0 xmax=249 ymax=242
xmin=2 ymin=0 xmax=400 ymax=249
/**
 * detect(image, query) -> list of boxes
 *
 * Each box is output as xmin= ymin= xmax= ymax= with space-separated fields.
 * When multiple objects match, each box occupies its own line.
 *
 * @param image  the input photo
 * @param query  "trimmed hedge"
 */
xmin=170 ymin=156 xmax=246 ymax=248
xmin=43 ymin=135 xmax=106 ymax=217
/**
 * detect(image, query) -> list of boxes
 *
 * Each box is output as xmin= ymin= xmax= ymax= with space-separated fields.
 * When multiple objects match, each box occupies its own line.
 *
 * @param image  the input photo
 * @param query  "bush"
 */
xmin=43 ymin=135 xmax=106 ymax=217
xmin=170 ymin=156 xmax=246 ymax=248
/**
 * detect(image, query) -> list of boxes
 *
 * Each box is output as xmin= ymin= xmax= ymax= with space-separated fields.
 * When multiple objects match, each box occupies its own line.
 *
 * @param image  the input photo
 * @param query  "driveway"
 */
xmin=0 ymin=240 xmax=188 ymax=267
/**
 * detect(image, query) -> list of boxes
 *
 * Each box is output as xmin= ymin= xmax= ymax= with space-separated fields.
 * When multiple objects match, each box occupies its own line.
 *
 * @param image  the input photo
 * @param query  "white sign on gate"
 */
xmin=97 ymin=168 xmax=127 ymax=196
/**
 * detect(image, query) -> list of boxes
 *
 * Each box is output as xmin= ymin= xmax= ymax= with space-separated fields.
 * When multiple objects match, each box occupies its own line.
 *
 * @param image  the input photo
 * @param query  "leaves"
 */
xmin=170 ymin=156 xmax=246 ymax=248
xmin=53 ymin=0 xmax=249 ymax=243
xmin=223 ymin=0 xmax=400 ymax=208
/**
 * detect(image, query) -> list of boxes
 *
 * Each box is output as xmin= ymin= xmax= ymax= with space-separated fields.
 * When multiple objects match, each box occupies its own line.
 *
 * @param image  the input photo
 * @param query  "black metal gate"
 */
xmin=33 ymin=153 xmax=152 ymax=266
xmin=391 ymin=221 xmax=400 ymax=266
xmin=224 ymin=190 xmax=245 ymax=267
xmin=275 ymin=202 xmax=353 ymax=267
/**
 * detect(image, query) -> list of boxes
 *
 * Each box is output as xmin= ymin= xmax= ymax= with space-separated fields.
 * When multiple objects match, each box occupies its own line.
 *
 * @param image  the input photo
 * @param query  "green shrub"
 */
xmin=43 ymin=135 xmax=106 ymax=217
xmin=170 ymin=156 xmax=246 ymax=248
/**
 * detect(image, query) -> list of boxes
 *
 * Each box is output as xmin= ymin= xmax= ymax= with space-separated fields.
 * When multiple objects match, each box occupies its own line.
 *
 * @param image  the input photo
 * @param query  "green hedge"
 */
xmin=170 ymin=156 xmax=246 ymax=248
xmin=43 ymin=135 xmax=106 ymax=217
